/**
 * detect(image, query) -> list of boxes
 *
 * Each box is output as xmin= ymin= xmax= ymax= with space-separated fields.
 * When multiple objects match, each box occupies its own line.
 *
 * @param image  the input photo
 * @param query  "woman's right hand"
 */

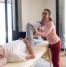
xmin=31 ymin=27 xmax=34 ymax=33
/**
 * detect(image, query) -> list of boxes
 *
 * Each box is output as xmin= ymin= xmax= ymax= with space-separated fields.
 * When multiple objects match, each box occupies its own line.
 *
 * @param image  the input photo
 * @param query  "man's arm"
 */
xmin=23 ymin=38 xmax=35 ymax=60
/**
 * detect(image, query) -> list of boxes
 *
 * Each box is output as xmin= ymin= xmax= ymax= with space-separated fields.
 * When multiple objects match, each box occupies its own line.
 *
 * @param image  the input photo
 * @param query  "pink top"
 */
xmin=35 ymin=19 xmax=60 ymax=44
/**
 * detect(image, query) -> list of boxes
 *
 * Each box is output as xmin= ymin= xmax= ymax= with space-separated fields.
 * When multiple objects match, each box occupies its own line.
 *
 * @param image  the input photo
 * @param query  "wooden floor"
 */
xmin=42 ymin=50 xmax=66 ymax=67
xmin=59 ymin=51 xmax=66 ymax=67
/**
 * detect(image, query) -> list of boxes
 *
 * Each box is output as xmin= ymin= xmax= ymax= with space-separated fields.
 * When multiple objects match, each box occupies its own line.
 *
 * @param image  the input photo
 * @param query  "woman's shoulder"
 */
xmin=49 ymin=21 xmax=55 ymax=25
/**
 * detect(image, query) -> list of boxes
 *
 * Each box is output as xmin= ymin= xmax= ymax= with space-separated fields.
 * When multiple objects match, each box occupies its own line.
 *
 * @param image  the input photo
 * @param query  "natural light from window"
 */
xmin=0 ymin=3 xmax=6 ymax=45
xmin=0 ymin=2 xmax=12 ymax=45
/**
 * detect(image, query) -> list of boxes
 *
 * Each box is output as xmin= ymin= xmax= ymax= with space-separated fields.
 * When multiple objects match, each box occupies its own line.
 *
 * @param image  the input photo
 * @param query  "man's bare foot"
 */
xmin=19 ymin=38 xmax=23 ymax=40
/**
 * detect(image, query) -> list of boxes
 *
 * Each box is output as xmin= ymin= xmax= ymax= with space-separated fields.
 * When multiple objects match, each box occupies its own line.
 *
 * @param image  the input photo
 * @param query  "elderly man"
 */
xmin=0 ymin=38 xmax=35 ymax=67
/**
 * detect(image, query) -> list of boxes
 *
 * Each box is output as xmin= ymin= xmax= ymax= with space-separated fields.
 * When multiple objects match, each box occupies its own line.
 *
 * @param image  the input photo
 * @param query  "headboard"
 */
xmin=12 ymin=31 xmax=26 ymax=40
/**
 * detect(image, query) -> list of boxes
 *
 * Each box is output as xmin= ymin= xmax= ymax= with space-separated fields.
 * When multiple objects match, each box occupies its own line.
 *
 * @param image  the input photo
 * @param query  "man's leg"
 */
xmin=26 ymin=22 xmax=34 ymax=49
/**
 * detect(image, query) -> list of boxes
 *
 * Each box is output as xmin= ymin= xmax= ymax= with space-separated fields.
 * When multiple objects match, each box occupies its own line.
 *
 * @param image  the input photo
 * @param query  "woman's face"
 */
xmin=42 ymin=10 xmax=50 ymax=20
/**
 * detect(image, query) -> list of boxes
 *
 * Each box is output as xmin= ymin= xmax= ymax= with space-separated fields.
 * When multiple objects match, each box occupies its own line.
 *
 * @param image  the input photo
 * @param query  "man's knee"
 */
xmin=26 ymin=22 xmax=31 ymax=27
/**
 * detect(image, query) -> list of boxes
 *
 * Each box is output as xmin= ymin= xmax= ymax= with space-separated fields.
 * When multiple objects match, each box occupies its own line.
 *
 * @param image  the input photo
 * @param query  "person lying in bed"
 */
xmin=0 ymin=38 xmax=35 ymax=67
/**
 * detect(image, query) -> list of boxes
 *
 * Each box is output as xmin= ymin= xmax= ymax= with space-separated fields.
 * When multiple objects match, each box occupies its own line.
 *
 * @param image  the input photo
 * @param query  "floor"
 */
xmin=42 ymin=50 xmax=66 ymax=67
xmin=59 ymin=51 xmax=66 ymax=67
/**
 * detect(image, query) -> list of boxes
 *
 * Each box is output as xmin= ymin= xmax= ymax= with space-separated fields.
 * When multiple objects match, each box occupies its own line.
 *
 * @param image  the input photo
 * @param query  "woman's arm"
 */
xmin=31 ymin=21 xmax=54 ymax=37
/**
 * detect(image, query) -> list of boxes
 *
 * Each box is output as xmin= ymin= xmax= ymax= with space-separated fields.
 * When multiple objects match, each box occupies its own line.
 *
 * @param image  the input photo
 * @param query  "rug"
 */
xmin=33 ymin=58 xmax=53 ymax=67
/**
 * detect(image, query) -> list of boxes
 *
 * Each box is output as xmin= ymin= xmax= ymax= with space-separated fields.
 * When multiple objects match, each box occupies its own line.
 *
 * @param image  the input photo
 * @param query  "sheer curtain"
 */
xmin=0 ymin=3 xmax=6 ymax=45
xmin=59 ymin=0 xmax=66 ymax=49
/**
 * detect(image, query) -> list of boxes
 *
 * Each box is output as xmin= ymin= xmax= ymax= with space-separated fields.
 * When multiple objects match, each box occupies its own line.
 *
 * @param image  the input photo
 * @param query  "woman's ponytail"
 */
xmin=49 ymin=17 xmax=52 ymax=21
xmin=44 ymin=9 xmax=55 ymax=25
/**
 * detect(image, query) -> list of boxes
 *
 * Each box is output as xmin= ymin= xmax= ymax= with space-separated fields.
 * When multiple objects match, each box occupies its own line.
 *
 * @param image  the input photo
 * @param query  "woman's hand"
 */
xmin=37 ymin=28 xmax=40 ymax=31
xmin=31 ymin=27 xmax=37 ymax=35
xmin=31 ymin=27 xmax=34 ymax=33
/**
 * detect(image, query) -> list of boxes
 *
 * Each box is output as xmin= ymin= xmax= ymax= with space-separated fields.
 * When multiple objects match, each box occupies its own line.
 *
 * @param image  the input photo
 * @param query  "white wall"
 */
xmin=22 ymin=0 xmax=45 ymax=31
xmin=44 ymin=0 xmax=56 ymax=23
xmin=18 ymin=0 xmax=56 ymax=31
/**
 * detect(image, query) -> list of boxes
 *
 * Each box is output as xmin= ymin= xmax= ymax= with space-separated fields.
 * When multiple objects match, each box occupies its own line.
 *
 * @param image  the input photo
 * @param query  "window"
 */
xmin=7 ymin=0 xmax=12 ymax=42
xmin=0 ymin=0 xmax=6 ymax=45
xmin=0 ymin=0 xmax=5 ymax=2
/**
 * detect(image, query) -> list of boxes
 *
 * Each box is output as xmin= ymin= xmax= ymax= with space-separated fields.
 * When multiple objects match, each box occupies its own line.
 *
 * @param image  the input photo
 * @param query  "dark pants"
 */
xmin=49 ymin=40 xmax=61 ymax=67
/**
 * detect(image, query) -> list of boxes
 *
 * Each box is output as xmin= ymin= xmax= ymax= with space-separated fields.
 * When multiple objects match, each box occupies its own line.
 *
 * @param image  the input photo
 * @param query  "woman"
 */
xmin=31 ymin=9 xmax=61 ymax=67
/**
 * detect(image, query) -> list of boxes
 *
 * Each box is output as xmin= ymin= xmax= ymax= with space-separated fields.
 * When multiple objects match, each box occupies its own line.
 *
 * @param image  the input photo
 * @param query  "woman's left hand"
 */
xmin=31 ymin=27 xmax=34 ymax=33
xmin=37 ymin=28 xmax=40 ymax=31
